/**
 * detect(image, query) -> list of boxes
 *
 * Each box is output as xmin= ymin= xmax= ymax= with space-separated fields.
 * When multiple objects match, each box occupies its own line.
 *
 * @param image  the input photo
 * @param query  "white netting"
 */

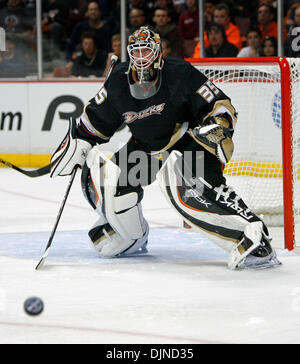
xmin=290 ymin=59 xmax=300 ymax=243
xmin=194 ymin=60 xmax=300 ymax=244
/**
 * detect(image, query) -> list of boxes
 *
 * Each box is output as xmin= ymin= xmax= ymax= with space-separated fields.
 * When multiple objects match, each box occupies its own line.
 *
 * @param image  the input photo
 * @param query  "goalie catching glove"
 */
xmin=191 ymin=114 xmax=234 ymax=164
xmin=50 ymin=118 xmax=95 ymax=178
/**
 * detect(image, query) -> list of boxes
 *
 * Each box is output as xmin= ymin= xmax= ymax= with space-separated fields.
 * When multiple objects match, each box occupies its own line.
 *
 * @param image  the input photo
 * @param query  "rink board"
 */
xmin=0 ymin=73 xmax=282 ymax=169
xmin=0 ymin=79 xmax=129 ymax=167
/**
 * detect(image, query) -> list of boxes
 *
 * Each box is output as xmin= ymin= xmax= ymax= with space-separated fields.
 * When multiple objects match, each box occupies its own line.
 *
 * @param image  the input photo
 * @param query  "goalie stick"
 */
xmin=35 ymin=167 xmax=77 ymax=270
xmin=35 ymin=55 xmax=119 ymax=270
xmin=0 ymin=157 xmax=52 ymax=178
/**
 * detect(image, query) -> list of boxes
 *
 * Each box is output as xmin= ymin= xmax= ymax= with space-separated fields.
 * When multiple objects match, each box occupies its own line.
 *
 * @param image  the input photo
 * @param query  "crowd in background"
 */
xmin=0 ymin=0 xmax=299 ymax=78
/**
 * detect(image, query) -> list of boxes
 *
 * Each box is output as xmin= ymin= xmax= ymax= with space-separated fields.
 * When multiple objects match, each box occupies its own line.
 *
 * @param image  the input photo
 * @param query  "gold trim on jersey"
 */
xmin=203 ymin=99 xmax=238 ymax=126
xmin=83 ymin=102 xmax=110 ymax=140
xmin=147 ymin=122 xmax=188 ymax=156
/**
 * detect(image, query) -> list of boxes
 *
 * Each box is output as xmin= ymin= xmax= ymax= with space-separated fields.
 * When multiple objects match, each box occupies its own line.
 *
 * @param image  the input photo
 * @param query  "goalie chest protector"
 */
xmin=85 ymin=58 xmax=231 ymax=153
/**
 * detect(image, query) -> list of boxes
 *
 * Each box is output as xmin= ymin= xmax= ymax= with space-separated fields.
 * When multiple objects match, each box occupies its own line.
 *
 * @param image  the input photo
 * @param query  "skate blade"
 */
xmin=238 ymin=253 xmax=282 ymax=270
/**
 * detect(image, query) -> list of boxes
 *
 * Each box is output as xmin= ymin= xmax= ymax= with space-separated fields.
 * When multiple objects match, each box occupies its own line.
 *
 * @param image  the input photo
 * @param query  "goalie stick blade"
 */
xmin=35 ymin=248 xmax=50 ymax=270
xmin=0 ymin=158 xmax=52 ymax=178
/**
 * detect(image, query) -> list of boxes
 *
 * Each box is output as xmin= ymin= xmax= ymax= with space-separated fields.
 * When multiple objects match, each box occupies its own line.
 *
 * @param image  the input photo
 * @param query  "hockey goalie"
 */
xmin=50 ymin=26 xmax=281 ymax=270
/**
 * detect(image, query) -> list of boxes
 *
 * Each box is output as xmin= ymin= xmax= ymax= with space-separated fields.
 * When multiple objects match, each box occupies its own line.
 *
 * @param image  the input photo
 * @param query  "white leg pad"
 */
xmin=156 ymin=151 xmax=279 ymax=270
xmin=156 ymin=150 xmax=247 ymax=252
xmin=86 ymin=147 xmax=149 ymax=257
xmin=227 ymin=221 xmax=263 ymax=270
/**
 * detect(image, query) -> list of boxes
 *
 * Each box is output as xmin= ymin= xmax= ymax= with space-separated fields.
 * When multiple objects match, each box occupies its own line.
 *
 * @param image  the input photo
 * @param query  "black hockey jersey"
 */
xmin=81 ymin=58 xmax=236 ymax=153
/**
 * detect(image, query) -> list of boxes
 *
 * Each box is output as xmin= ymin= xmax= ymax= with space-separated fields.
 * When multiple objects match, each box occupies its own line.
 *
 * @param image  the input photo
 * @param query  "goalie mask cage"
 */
xmin=189 ymin=57 xmax=299 ymax=251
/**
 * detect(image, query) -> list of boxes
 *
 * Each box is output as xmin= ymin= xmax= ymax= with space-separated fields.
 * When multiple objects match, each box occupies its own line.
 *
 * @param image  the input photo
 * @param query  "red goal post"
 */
xmin=187 ymin=57 xmax=296 ymax=251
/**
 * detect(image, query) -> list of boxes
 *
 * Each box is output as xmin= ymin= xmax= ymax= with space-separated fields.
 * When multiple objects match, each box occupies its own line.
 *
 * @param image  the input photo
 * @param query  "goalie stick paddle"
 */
xmin=35 ymin=168 xmax=77 ymax=270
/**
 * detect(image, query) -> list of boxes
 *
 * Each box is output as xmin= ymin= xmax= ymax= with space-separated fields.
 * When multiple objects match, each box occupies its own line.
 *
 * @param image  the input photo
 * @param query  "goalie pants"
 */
xmin=112 ymin=134 xmax=264 ymax=245
xmin=114 ymin=134 xmax=226 ymax=195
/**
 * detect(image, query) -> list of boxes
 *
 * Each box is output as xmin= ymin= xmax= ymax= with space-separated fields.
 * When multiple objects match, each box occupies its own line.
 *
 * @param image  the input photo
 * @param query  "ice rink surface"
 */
xmin=1 ymin=168 xmax=300 ymax=344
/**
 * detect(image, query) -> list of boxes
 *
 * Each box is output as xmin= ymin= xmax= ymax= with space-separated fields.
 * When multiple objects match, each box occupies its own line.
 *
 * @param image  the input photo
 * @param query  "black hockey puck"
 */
xmin=24 ymin=297 xmax=44 ymax=316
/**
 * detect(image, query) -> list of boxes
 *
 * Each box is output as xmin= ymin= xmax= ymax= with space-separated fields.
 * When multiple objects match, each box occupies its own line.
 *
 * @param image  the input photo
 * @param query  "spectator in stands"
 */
xmin=285 ymin=6 xmax=300 ymax=57
xmin=149 ymin=0 xmax=180 ymax=25
xmin=102 ymin=33 xmax=121 ymax=78
xmin=70 ymin=31 xmax=107 ymax=78
xmin=260 ymin=35 xmax=277 ymax=56
xmin=65 ymin=1 xmax=91 ymax=34
xmin=97 ymin=0 xmax=110 ymax=16
xmin=0 ymin=0 xmax=35 ymax=60
xmin=23 ymin=0 xmax=36 ymax=16
xmin=212 ymin=3 xmax=242 ymax=50
xmin=172 ymin=0 xmax=186 ymax=17
xmin=258 ymin=0 xmax=276 ymax=6
xmin=0 ymin=35 xmax=35 ymax=77
xmin=66 ymin=1 xmax=113 ymax=63
xmin=153 ymin=0 xmax=169 ymax=13
xmin=161 ymin=37 xmax=172 ymax=58
xmin=285 ymin=1 xmax=300 ymax=31
xmin=77 ymin=0 xmax=90 ymax=14
xmin=129 ymin=0 xmax=146 ymax=10
xmin=151 ymin=7 xmax=183 ymax=57
xmin=156 ymin=0 xmax=170 ymax=7
xmin=0 ymin=0 xmax=34 ymax=34
xmin=41 ymin=0 xmax=71 ymax=59
xmin=205 ymin=22 xmax=239 ymax=57
xmin=178 ymin=0 xmax=199 ymax=57
xmin=293 ymin=3 xmax=300 ymax=24
xmin=128 ymin=0 xmax=149 ymax=21
xmin=143 ymin=0 xmax=156 ymax=17
xmin=193 ymin=2 xmax=242 ymax=58
xmin=237 ymin=27 xmax=263 ymax=57
xmin=204 ymin=0 xmax=217 ymax=30
xmin=127 ymin=8 xmax=146 ymax=36
xmin=257 ymin=2 xmax=281 ymax=40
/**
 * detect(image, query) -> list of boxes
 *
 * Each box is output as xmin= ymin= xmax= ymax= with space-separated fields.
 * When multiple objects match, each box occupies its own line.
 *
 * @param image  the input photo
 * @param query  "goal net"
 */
xmin=189 ymin=57 xmax=300 ymax=250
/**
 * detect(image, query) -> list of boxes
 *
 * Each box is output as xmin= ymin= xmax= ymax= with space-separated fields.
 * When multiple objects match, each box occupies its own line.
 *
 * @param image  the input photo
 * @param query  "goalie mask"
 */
xmin=127 ymin=26 xmax=163 ymax=100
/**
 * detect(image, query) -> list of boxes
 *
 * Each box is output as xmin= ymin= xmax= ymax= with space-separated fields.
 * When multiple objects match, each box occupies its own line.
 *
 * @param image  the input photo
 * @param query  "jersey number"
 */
xmin=95 ymin=86 xmax=107 ymax=105
xmin=197 ymin=81 xmax=220 ymax=103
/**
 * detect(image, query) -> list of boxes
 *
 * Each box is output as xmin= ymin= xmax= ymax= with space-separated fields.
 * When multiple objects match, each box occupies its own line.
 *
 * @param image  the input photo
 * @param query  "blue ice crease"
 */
xmin=0 ymin=228 xmax=228 ymax=264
